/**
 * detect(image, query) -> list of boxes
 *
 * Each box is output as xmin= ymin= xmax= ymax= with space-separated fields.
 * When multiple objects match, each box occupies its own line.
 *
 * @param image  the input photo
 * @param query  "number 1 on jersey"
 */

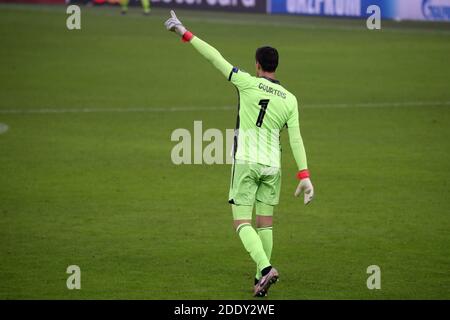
xmin=256 ymin=99 xmax=270 ymax=127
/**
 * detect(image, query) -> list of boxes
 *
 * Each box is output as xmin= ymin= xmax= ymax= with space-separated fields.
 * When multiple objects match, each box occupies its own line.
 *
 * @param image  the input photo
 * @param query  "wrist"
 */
xmin=296 ymin=169 xmax=310 ymax=180
xmin=182 ymin=30 xmax=193 ymax=42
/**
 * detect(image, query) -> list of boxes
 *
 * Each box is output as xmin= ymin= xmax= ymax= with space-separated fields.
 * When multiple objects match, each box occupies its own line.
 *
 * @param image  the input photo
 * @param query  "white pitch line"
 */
xmin=304 ymin=101 xmax=450 ymax=108
xmin=0 ymin=106 xmax=234 ymax=114
xmin=0 ymin=101 xmax=449 ymax=115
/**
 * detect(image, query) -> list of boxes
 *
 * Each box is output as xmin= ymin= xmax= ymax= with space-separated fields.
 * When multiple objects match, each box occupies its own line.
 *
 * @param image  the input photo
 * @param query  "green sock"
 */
xmin=255 ymin=226 xmax=273 ymax=280
xmin=237 ymin=223 xmax=271 ymax=273
xmin=141 ymin=0 xmax=150 ymax=12
xmin=121 ymin=0 xmax=129 ymax=11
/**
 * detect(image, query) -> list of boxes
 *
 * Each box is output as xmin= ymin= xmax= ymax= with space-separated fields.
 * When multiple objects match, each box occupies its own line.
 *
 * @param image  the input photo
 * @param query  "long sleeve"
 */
xmin=190 ymin=36 xmax=233 ymax=78
xmin=288 ymin=126 xmax=308 ymax=171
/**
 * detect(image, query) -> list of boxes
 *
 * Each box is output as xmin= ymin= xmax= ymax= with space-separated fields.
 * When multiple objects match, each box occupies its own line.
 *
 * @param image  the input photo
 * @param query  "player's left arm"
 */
xmin=287 ymin=98 xmax=314 ymax=205
xmin=164 ymin=10 xmax=253 ymax=89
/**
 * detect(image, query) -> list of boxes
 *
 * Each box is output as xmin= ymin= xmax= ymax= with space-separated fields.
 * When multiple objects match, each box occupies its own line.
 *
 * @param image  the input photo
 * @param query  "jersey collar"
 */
xmin=261 ymin=76 xmax=280 ymax=84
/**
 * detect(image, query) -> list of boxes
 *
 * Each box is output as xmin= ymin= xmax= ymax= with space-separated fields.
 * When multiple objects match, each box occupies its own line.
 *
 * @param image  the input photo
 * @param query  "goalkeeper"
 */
xmin=164 ymin=11 xmax=314 ymax=297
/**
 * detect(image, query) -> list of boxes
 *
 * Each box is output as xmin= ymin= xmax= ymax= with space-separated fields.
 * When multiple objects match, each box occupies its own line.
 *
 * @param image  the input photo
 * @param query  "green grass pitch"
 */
xmin=0 ymin=4 xmax=449 ymax=299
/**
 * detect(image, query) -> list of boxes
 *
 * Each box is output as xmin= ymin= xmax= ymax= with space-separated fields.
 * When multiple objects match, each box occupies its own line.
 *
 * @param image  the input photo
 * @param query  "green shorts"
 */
xmin=228 ymin=161 xmax=281 ymax=220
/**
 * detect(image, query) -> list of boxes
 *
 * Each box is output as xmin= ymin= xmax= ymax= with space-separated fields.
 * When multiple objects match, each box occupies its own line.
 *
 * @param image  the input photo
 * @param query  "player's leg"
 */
xmin=229 ymin=162 xmax=272 ymax=282
xmin=141 ymin=0 xmax=150 ymax=14
xmin=252 ymin=166 xmax=281 ymax=296
xmin=232 ymin=205 xmax=271 ymax=275
xmin=120 ymin=0 xmax=129 ymax=14
xmin=255 ymin=202 xmax=274 ymax=282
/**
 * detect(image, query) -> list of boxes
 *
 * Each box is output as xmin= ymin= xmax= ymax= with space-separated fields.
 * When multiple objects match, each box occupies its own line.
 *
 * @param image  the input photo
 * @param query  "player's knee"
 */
xmin=233 ymin=219 xmax=251 ymax=231
xmin=255 ymin=201 xmax=274 ymax=228
xmin=256 ymin=215 xmax=273 ymax=228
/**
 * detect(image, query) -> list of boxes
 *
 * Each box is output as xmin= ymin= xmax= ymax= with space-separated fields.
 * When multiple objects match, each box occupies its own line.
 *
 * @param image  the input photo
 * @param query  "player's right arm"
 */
xmin=164 ymin=10 xmax=253 ymax=90
xmin=287 ymin=98 xmax=314 ymax=205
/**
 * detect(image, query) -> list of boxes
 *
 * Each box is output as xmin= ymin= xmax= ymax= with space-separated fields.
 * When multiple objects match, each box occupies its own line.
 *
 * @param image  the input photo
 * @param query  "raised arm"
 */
xmin=190 ymin=37 xmax=233 ymax=78
xmin=164 ymin=10 xmax=233 ymax=79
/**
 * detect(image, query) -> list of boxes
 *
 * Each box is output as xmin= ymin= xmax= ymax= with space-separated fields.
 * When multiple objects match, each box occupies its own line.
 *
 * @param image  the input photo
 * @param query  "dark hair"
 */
xmin=255 ymin=46 xmax=279 ymax=72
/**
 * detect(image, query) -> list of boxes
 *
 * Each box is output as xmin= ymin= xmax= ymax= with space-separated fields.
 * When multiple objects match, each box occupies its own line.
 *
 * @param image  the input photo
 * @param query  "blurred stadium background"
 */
xmin=0 ymin=0 xmax=449 ymax=299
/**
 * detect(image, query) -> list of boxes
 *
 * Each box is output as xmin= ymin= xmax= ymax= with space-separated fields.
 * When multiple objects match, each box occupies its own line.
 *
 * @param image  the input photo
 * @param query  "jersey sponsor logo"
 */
xmin=422 ymin=0 xmax=450 ymax=21
xmin=258 ymin=83 xmax=287 ymax=99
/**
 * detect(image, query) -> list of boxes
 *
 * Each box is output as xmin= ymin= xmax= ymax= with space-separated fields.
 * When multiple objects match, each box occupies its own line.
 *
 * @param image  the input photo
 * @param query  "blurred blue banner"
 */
xmin=269 ymin=0 xmax=450 ymax=21
xmin=270 ymin=0 xmax=395 ymax=19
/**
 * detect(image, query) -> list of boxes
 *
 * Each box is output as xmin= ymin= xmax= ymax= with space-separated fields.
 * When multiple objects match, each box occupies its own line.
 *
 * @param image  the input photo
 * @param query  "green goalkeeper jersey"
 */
xmin=190 ymin=36 xmax=308 ymax=171
xmin=228 ymin=68 xmax=299 ymax=168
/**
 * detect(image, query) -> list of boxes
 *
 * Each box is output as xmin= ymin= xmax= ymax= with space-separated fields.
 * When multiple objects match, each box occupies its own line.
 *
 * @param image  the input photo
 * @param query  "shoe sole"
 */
xmin=254 ymin=272 xmax=279 ymax=297
xmin=255 ymin=290 xmax=267 ymax=298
